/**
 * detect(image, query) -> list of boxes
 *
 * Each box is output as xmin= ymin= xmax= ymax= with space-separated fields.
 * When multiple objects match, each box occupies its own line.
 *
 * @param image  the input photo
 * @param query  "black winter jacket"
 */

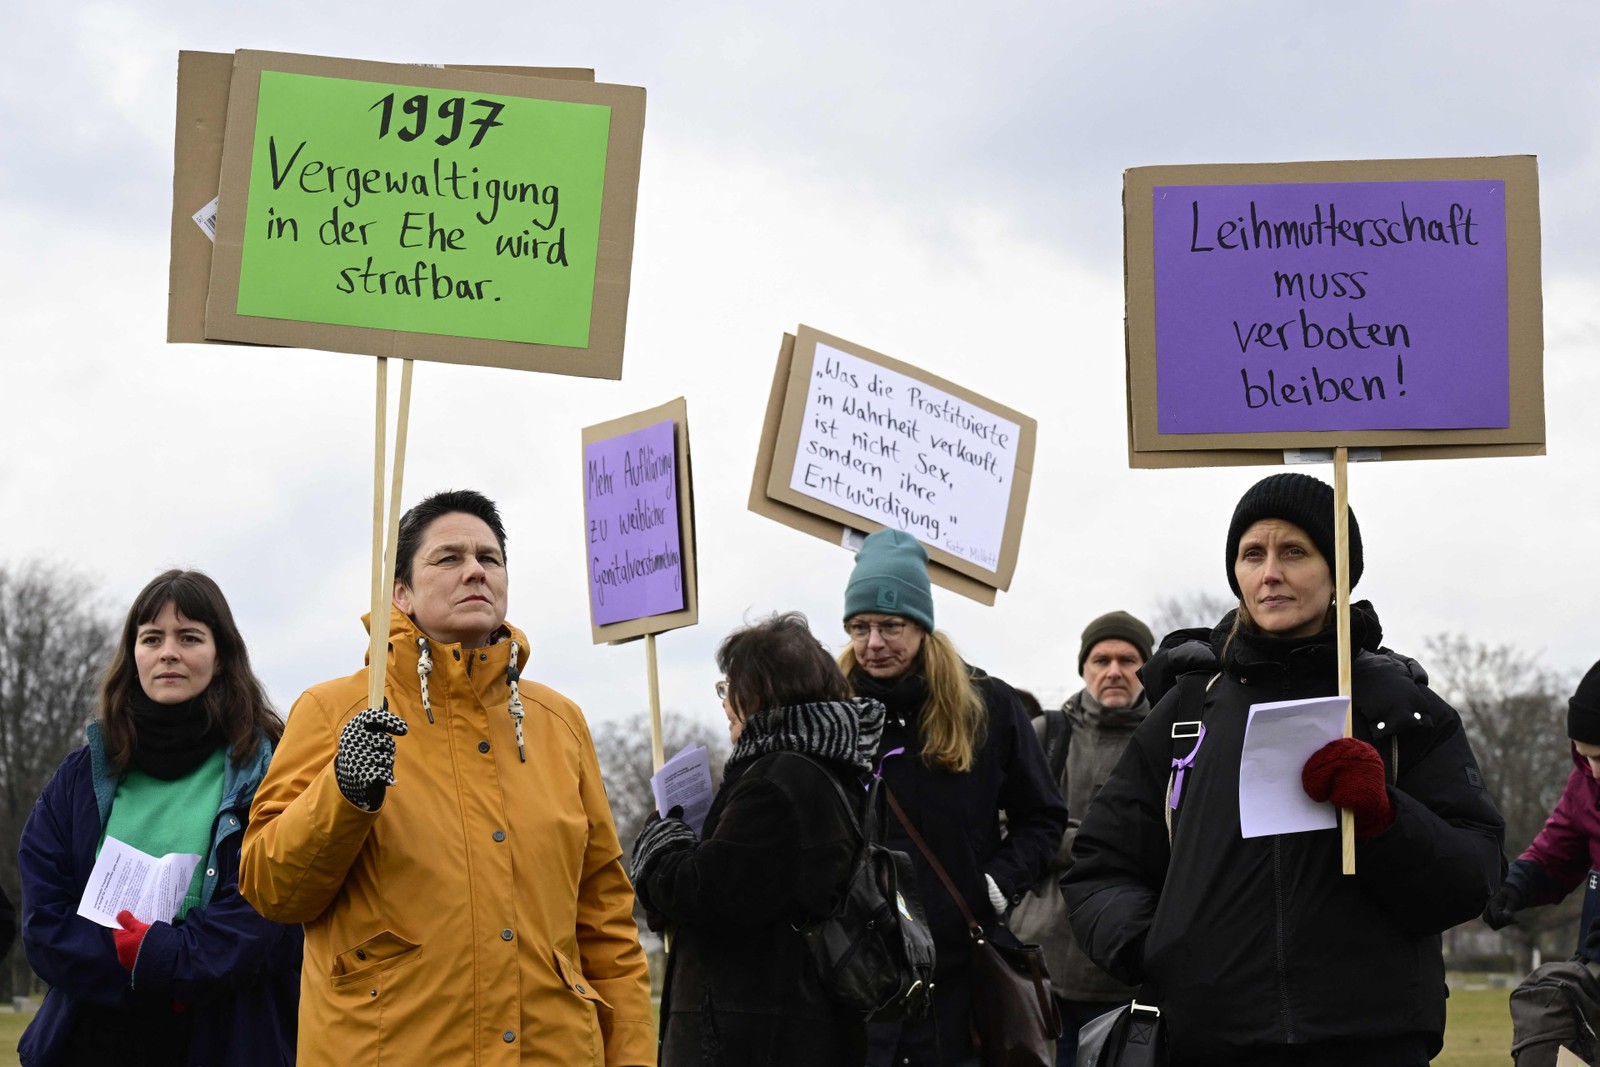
xmin=1064 ymin=606 xmax=1504 ymax=1067
xmin=857 ymin=668 xmax=1067 ymax=1066
xmin=639 ymin=744 xmax=865 ymax=1066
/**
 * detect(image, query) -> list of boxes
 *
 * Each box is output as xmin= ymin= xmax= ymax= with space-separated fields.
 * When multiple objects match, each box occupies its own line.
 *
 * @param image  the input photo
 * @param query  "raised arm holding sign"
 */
xmin=171 ymin=47 xmax=656 ymax=1067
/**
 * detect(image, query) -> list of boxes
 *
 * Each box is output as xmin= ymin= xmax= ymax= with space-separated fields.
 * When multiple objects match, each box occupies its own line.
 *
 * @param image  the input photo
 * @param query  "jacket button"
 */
xmin=493 ymin=830 xmax=506 ymax=842
xmin=501 ymin=928 xmax=514 ymax=941
xmin=502 ymin=1031 xmax=515 ymax=1043
xmin=453 ymin=650 xmax=461 ymax=661
xmin=356 ymin=949 xmax=367 ymax=960
xmin=478 ymin=740 xmax=491 ymax=753
xmin=206 ymin=868 xmax=215 ymax=877
xmin=479 ymin=653 xmax=488 ymax=661
xmin=369 ymin=989 xmax=377 ymax=997
xmin=576 ymin=983 xmax=586 ymax=994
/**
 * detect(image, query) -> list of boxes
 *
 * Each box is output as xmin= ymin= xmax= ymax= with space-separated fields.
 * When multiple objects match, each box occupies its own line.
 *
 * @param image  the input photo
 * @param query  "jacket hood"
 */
xmin=1066 ymin=688 xmax=1151 ymax=733
xmin=1140 ymin=601 xmax=1385 ymax=706
xmin=364 ymin=607 xmax=531 ymax=672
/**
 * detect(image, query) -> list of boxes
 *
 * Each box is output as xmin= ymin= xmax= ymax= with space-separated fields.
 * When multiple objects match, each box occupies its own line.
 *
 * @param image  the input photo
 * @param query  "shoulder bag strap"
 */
xmin=884 ymin=786 xmax=984 ymax=937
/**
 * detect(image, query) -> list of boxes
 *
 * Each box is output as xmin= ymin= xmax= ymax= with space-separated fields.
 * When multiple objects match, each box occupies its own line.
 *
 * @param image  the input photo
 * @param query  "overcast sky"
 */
xmin=3 ymin=1 xmax=1596 ymax=736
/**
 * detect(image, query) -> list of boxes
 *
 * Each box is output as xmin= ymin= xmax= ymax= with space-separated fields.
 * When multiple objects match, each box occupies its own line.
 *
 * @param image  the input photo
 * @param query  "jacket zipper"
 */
xmin=1273 ymin=836 xmax=1294 ymax=1041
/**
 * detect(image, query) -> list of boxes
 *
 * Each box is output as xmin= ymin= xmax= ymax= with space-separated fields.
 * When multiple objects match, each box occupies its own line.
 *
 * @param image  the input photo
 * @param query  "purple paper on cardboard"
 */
xmin=584 ymin=419 xmax=686 ymax=627
xmin=1153 ymin=179 xmax=1510 ymax=434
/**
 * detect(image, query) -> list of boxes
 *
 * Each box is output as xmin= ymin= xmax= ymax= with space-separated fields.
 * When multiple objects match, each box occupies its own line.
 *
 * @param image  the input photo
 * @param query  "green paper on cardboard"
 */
xmin=236 ymin=70 xmax=611 ymax=347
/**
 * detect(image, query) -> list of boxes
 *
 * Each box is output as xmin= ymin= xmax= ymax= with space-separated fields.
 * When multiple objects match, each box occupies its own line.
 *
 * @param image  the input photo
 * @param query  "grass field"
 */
xmin=0 ymin=989 xmax=1522 ymax=1066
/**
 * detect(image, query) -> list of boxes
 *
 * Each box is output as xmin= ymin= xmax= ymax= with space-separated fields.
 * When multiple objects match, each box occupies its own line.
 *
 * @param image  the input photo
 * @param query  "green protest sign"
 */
xmin=236 ymin=70 xmax=611 ymax=347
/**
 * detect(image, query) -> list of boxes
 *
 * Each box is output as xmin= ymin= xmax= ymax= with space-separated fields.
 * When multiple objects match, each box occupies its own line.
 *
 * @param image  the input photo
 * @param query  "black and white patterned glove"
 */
xmin=628 ymin=811 xmax=695 ymax=888
xmin=335 ymin=704 xmax=408 ymax=811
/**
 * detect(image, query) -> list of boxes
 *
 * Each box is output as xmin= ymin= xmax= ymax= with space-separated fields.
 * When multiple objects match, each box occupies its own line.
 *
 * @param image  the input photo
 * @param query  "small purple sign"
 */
xmin=584 ymin=419 xmax=685 ymax=627
xmin=1153 ymin=179 xmax=1509 ymax=434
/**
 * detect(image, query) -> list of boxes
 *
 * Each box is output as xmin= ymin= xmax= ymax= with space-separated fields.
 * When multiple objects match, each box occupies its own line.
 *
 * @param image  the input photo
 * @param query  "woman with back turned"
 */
xmin=630 ymin=611 xmax=881 ymax=1065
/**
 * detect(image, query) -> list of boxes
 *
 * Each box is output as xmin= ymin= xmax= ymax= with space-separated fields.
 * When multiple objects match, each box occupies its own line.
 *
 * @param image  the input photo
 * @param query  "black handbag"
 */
xmin=1075 ymin=1001 xmax=1168 ymax=1067
xmin=886 ymin=788 xmax=1061 ymax=1066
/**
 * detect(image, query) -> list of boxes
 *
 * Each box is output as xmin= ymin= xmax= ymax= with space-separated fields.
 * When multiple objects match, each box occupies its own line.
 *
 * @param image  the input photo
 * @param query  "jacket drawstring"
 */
xmin=417 ymin=638 xmax=435 ymax=724
xmin=416 ymin=633 xmax=523 ymax=761
xmin=508 ymin=640 xmax=526 ymax=763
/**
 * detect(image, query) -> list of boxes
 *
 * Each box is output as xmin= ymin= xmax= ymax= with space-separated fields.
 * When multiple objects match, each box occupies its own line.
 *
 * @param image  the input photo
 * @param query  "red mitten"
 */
xmin=1302 ymin=738 xmax=1393 ymax=839
xmin=113 ymin=909 xmax=152 ymax=973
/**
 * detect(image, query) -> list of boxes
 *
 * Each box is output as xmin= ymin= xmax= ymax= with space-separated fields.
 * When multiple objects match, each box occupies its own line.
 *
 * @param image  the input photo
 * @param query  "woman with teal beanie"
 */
xmin=842 ymin=529 xmax=1067 ymax=1067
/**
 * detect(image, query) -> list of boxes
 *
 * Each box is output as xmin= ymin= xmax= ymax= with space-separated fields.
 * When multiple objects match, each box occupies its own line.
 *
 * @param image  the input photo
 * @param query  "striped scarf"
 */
xmin=725 ymin=697 xmax=886 ymax=777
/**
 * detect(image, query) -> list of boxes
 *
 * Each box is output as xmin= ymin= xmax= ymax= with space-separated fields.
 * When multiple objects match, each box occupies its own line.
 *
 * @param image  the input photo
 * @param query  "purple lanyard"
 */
xmin=874 ymin=746 xmax=906 ymax=784
xmin=1169 ymin=725 xmax=1206 ymax=809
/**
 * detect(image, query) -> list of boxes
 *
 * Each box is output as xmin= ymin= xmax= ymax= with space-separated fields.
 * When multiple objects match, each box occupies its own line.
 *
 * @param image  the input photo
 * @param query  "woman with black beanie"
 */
xmin=1065 ymin=472 xmax=1504 ymax=1067
xmin=18 ymin=570 xmax=301 ymax=1066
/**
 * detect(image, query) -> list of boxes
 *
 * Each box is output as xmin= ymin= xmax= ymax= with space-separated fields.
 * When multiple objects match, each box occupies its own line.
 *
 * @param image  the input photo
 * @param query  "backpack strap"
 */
xmin=1043 ymin=708 xmax=1071 ymax=783
xmin=1164 ymin=672 xmax=1221 ymax=845
xmin=778 ymin=752 xmax=866 ymax=843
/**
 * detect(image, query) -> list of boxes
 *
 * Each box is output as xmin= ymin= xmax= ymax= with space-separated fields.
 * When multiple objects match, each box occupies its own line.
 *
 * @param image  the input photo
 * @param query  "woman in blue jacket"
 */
xmin=18 ymin=570 xmax=301 ymax=1067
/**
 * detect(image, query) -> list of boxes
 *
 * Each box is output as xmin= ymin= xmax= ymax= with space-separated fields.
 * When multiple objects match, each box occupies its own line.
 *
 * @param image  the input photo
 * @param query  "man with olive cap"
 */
xmin=1010 ymin=611 xmax=1155 ymax=1067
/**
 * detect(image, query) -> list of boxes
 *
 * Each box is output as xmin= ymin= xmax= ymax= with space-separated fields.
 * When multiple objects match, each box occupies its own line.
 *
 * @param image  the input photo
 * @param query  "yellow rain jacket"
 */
xmin=240 ymin=610 xmax=654 ymax=1066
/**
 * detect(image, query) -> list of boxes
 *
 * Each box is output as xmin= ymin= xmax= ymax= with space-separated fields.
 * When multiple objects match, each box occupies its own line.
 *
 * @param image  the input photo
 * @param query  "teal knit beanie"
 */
xmin=844 ymin=530 xmax=935 ymax=632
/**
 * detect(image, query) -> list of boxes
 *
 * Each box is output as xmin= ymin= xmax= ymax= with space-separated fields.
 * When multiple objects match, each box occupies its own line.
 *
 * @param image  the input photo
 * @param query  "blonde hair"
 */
xmin=841 ymin=627 xmax=986 ymax=772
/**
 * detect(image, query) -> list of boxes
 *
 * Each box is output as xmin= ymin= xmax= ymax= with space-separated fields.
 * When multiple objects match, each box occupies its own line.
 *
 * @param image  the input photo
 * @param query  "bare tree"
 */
xmin=0 ymin=561 xmax=118 ymax=998
xmin=1146 ymin=591 xmax=1236 ymax=644
xmin=1424 ymin=633 xmax=1576 ymax=970
xmin=591 ymin=711 xmax=731 ymax=854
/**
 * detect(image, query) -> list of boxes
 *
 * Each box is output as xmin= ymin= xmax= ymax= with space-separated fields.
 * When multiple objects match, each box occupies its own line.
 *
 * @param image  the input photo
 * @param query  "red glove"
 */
xmin=113 ymin=909 xmax=152 ymax=973
xmin=1302 ymin=738 xmax=1393 ymax=840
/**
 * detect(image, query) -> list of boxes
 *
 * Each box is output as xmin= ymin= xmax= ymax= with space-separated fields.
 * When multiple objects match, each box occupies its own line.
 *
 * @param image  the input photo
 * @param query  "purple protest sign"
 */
xmin=1153 ymin=179 xmax=1509 ymax=434
xmin=584 ymin=419 xmax=685 ymax=627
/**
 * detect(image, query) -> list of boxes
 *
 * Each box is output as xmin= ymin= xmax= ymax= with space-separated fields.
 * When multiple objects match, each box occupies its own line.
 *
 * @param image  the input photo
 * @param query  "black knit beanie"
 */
xmin=1225 ymin=472 xmax=1363 ymax=598
xmin=1078 ymin=611 xmax=1154 ymax=675
xmin=1569 ymin=660 xmax=1600 ymax=745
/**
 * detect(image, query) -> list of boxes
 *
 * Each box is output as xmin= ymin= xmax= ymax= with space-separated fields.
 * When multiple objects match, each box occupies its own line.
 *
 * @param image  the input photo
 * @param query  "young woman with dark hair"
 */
xmin=19 ymin=569 xmax=300 ymax=1067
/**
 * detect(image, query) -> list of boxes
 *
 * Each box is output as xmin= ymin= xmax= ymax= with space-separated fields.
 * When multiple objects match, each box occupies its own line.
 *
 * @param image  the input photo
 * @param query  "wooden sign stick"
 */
xmin=645 ymin=633 xmax=666 ymax=773
xmin=365 ymin=357 xmax=416 ymax=710
xmin=1334 ymin=446 xmax=1356 ymax=875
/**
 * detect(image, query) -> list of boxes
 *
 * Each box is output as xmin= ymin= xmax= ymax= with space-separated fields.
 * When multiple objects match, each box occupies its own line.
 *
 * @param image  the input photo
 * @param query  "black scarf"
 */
xmin=850 ymin=670 xmax=928 ymax=730
xmin=127 ymin=689 xmax=225 ymax=780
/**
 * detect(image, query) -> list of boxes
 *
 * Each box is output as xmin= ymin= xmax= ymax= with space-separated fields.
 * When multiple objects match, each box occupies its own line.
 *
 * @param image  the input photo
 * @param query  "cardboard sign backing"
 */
xmin=750 ymin=327 xmax=1036 ymax=604
xmin=581 ymin=397 xmax=698 ymax=643
xmin=168 ymin=52 xmax=598 ymax=352
xmin=1124 ymin=155 xmax=1543 ymax=468
xmin=190 ymin=50 xmax=644 ymax=379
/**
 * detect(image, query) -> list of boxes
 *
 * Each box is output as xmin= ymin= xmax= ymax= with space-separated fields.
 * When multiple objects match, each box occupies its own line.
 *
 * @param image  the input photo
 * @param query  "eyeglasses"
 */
xmin=715 ymin=679 xmax=730 ymax=701
xmin=845 ymin=620 xmax=910 ymax=641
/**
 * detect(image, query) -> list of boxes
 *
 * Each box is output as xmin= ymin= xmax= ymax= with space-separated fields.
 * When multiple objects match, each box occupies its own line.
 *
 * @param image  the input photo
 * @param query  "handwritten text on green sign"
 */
xmin=237 ymin=71 xmax=612 ymax=347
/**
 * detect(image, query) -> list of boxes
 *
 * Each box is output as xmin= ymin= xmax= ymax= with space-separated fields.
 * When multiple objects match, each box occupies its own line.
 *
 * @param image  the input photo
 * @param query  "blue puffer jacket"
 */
xmin=18 ymin=723 xmax=301 ymax=1067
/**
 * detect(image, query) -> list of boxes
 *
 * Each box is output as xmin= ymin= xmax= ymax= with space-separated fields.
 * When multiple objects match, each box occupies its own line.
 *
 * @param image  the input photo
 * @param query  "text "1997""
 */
xmin=369 ymin=93 xmax=506 ymax=149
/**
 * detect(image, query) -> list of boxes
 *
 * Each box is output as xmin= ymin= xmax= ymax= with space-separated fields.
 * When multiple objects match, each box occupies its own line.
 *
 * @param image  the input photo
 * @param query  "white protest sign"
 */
xmin=784 ymin=342 xmax=1022 ymax=575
